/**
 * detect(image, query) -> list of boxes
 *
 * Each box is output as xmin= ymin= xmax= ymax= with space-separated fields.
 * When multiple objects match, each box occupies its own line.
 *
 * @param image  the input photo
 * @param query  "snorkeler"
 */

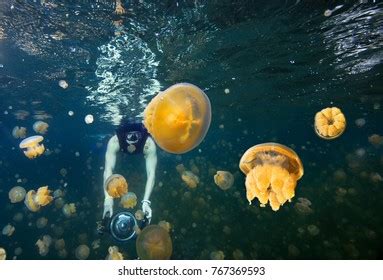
xmin=102 ymin=120 xmax=157 ymax=223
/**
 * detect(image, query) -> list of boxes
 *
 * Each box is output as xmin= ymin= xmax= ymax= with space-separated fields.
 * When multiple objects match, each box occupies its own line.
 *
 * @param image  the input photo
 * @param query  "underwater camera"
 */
xmin=97 ymin=211 xmax=148 ymax=242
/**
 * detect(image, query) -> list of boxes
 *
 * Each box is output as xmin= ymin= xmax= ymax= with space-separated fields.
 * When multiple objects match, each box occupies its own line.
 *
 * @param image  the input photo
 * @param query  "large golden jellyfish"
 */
xmin=314 ymin=107 xmax=346 ymax=139
xmin=8 ymin=186 xmax=26 ymax=203
xmin=105 ymin=174 xmax=128 ymax=198
xmin=19 ymin=135 xmax=45 ymax=159
xmin=136 ymin=225 xmax=173 ymax=260
xmin=33 ymin=121 xmax=49 ymax=134
xmin=239 ymin=143 xmax=304 ymax=211
xmin=24 ymin=186 xmax=53 ymax=212
xmin=143 ymin=83 xmax=211 ymax=154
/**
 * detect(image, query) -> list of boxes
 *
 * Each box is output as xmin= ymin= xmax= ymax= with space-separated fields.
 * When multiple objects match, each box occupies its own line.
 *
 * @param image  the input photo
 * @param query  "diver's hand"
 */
xmin=142 ymin=200 xmax=152 ymax=223
xmin=103 ymin=196 xmax=114 ymax=218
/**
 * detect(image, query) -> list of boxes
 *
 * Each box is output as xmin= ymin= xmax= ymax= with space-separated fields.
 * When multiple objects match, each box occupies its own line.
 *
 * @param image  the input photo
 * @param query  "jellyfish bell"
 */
xmin=105 ymin=174 xmax=128 ymax=198
xmin=19 ymin=135 xmax=45 ymax=159
xmin=62 ymin=203 xmax=76 ymax=218
xmin=214 ymin=171 xmax=234 ymax=190
xmin=120 ymin=192 xmax=137 ymax=209
xmin=33 ymin=121 xmax=49 ymax=134
xmin=75 ymin=245 xmax=90 ymax=260
xmin=314 ymin=107 xmax=346 ymax=140
xmin=36 ymin=217 xmax=48 ymax=229
xmin=181 ymin=170 xmax=199 ymax=188
xmin=210 ymin=250 xmax=225 ymax=260
xmin=136 ymin=225 xmax=173 ymax=260
xmin=2 ymin=224 xmax=15 ymax=236
xmin=239 ymin=143 xmax=304 ymax=211
xmin=12 ymin=126 xmax=27 ymax=139
xmin=0 ymin=248 xmax=6 ymax=260
xmin=8 ymin=186 xmax=26 ymax=203
xmin=106 ymin=246 xmax=124 ymax=260
xmin=143 ymin=83 xmax=211 ymax=154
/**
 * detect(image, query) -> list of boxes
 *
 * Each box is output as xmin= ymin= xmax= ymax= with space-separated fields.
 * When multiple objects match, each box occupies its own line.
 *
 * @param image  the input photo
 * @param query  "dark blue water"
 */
xmin=0 ymin=0 xmax=382 ymax=259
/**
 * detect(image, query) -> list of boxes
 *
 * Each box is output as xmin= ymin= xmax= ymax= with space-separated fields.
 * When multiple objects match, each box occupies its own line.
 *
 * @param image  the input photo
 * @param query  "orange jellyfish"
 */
xmin=314 ymin=107 xmax=346 ymax=139
xmin=136 ymin=225 xmax=173 ymax=260
xmin=214 ymin=171 xmax=234 ymax=190
xmin=120 ymin=192 xmax=137 ymax=209
xmin=181 ymin=170 xmax=199 ymax=188
xmin=143 ymin=83 xmax=211 ymax=154
xmin=8 ymin=186 xmax=26 ymax=203
xmin=158 ymin=220 xmax=171 ymax=233
xmin=105 ymin=174 xmax=128 ymax=198
xmin=19 ymin=135 xmax=45 ymax=159
xmin=24 ymin=186 xmax=53 ymax=212
xmin=106 ymin=246 xmax=124 ymax=260
xmin=33 ymin=121 xmax=49 ymax=134
xmin=12 ymin=126 xmax=27 ymax=139
xmin=239 ymin=143 xmax=304 ymax=211
xmin=0 ymin=248 xmax=6 ymax=260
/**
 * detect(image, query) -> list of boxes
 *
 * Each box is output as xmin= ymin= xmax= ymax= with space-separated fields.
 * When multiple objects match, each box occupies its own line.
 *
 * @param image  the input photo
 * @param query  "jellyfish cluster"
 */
xmin=144 ymin=83 xmax=211 ymax=154
xmin=239 ymin=143 xmax=304 ymax=211
xmin=24 ymin=186 xmax=53 ymax=212
xmin=105 ymin=174 xmax=128 ymax=198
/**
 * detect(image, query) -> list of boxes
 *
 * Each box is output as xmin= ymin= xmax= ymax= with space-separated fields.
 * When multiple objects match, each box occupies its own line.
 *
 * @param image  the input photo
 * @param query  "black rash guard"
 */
xmin=115 ymin=122 xmax=149 ymax=155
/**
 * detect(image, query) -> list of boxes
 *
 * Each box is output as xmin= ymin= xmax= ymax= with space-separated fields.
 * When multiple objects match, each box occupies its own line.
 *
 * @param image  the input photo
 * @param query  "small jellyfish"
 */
xmin=214 ymin=171 xmax=234 ymax=190
xmin=8 ymin=186 xmax=26 ymax=203
xmin=175 ymin=163 xmax=186 ymax=174
xmin=58 ymin=249 xmax=68 ymax=258
xmin=58 ymin=80 xmax=68 ymax=89
xmin=158 ymin=220 xmax=171 ymax=232
xmin=54 ymin=239 xmax=65 ymax=251
xmin=19 ymin=135 xmax=45 ymax=159
xmin=210 ymin=250 xmax=225 ymax=260
xmin=36 ymin=217 xmax=48 ymax=229
xmin=106 ymin=246 xmax=124 ymax=260
xmin=314 ymin=107 xmax=346 ymax=139
xmin=136 ymin=225 xmax=172 ymax=260
xmin=13 ymin=212 xmax=24 ymax=222
xmin=55 ymin=197 xmax=65 ymax=209
xmin=36 ymin=238 xmax=50 ymax=256
xmin=33 ymin=121 xmax=49 ymax=134
xmin=294 ymin=197 xmax=313 ymax=215
xmin=53 ymin=189 xmax=64 ymax=199
xmin=307 ymin=224 xmax=320 ymax=236
xmin=62 ymin=203 xmax=76 ymax=218
xmin=14 ymin=247 xmax=22 ymax=256
xmin=0 ymin=248 xmax=6 ymax=260
xmin=239 ymin=143 xmax=304 ymax=211
xmin=85 ymin=114 xmax=94 ymax=124
xmin=368 ymin=134 xmax=383 ymax=148
xmin=181 ymin=170 xmax=199 ymax=188
xmin=105 ymin=174 xmax=128 ymax=198
xmin=75 ymin=244 xmax=90 ymax=260
xmin=12 ymin=126 xmax=27 ymax=139
xmin=2 ymin=224 xmax=15 ymax=236
xmin=24 ymin=186 xmax=53 ymax=212
xmin=135 ymin=209 xmax=145 ymax=221
xmin=233 ymin=249 xmax=244 ymax=260
xmin=120 ymin=192 xmax=137 ymax=209
xmin=143 ymin=83 xmax=211 ymax=154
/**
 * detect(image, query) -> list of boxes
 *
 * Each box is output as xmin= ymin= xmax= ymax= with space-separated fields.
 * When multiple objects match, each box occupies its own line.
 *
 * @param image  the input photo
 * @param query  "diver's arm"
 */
xmin=142 ymin=137 xmax=157 ymax=220
xmin=102 ymin=135 xmax=120 ymax=218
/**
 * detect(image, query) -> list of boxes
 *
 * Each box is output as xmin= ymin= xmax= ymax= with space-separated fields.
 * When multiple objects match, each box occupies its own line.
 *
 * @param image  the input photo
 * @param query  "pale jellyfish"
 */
xmin=214 ymin=171 xmax=234 ymax=190
xmin=2 ymin=224 xmax=15 ymax=236
xmin=14 ymin=247 xmax=22 ymax=256
xmin=158 ymin=220 xmax=171 ymax=233
xmin=33 ymin=121 xmax=49 ymax=134
xmin=55 ymin=198 xmax=65 ymax=209
xmin=12 ymin=126 xmax=27 ymax=139
xmin=0 ymin=248 xmax=6 ymax=260
xmin=106 ymin=246 xmax=124 ymax=260
xmin=120 ymin=192 xmax=137 ymax=209
xmin=307 ymin=224 xmax=320 ymax=236
xmin=36 ymin=217 xmax=48 ymax=229
xmin=53 ymin=189 xmax=64 ymax=199
xmin=232 ymin=249 xmax=244 ymax=260
xmin=181 ymin=171 xmax=199 ymax=188
xmin=58 ymin=80 xmax=68 ymax=89
xmin=84 ymin=114 xmax=94 ymax=124
xmin=368 ymin=134 xmax=383 ymax=148
xmin=54 ymin=239 xmax=65 ymax=251
xmin=35 ymin=235 xmax=52 ymax=256
xmin=58 ymin=249 xmax=68 ymax=258
xmin=19 ymin=135 xmax=45 ymax=159
xmin=294 ymin=198 xmax=313 ymax=215
xmin=75 ymin=244 xmax=90 ymax=260
xmin=135 ymin=210 xmax=145 ymax=221
xmin=8 ymin=186 xmax=26 ymax=203
xmin=210 ymin=250 xmax=225 ymax=260
xmin=62 ymin=203 xmax=76 ymax=218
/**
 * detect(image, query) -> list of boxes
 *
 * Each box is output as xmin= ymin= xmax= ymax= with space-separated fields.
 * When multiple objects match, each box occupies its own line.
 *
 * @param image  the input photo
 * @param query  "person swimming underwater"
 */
xmin=102 ymin=119 xmax=157 ymax=223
